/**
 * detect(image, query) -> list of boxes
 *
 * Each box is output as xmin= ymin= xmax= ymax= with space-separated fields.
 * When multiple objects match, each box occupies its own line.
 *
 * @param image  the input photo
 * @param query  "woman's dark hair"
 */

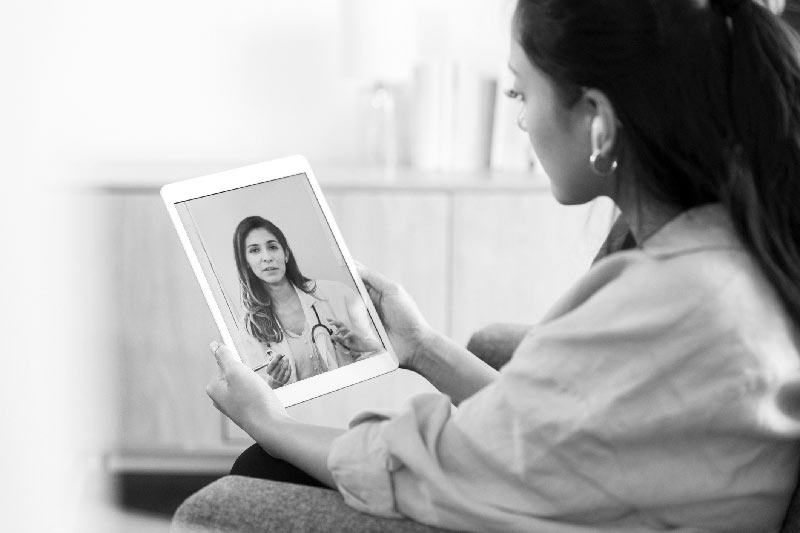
xmin=233 ymin=216 xmax=315 ymax=344
xmin=513 ymin=0 xmax=800 ymax=326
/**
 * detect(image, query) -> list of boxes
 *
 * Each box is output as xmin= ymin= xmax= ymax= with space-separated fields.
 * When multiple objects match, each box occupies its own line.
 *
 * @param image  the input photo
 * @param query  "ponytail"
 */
xmin=720 ymin=1 xmax=800 ymax=326
xmin=513 ymin=0 xmax=800 ymax=326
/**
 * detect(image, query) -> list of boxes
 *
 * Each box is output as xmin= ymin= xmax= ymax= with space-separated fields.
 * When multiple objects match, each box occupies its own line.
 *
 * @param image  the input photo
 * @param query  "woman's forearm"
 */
xmin=411 ymin=332 xmax=499 ymax=405
xmin=248 ymin=417 xmax=345 ymax=489
xmin=241 ymin=337 xmax=496 ymax=490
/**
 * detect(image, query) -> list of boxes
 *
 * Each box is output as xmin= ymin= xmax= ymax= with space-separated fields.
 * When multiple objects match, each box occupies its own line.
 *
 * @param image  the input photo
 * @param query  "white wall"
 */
xmin=25 ymin=0 xmax=358 ymax=176
xmin=15 ymin=0 xmax=513 ymax=185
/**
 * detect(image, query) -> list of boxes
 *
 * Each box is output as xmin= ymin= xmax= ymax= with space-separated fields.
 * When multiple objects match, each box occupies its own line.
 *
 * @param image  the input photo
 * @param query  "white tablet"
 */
xmin=161 ymin=155 xmax=398 ymax=406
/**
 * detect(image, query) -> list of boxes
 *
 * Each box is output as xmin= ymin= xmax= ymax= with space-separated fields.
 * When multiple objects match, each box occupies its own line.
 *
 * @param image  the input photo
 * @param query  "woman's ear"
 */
xmin=583 ymin=88 xmax=619 ymax=157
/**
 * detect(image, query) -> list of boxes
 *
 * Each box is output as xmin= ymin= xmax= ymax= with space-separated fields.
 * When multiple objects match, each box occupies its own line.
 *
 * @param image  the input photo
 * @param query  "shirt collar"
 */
xmin=295 ymin=284 xmax=319 ymax=310
xmin=641 ymin=203 xmax=743 ymax=258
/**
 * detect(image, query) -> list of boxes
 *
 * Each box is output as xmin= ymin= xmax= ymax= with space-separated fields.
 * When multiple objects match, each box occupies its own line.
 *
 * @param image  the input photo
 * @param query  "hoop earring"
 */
xmin=589 ymin=150 xmax=618 ymax=177
xmin=516 ymin=113 xmax=528 ymax=132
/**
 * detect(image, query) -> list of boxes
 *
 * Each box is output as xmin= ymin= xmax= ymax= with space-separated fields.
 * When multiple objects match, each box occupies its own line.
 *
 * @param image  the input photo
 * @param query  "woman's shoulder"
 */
xmin=540 ymin=214 xmax=787 ymax=355
xmin=589 ymin=205 xmax=770 ymax=313
xmin=627 ymin=206 xmax=782 ymax=320
xmin=590 ymin=237 xmax=781 ymax=336
xmin=539 ymin=230 xmax=797 ymax=386
xmin=626 ymin=243 xmax=751 ymax=301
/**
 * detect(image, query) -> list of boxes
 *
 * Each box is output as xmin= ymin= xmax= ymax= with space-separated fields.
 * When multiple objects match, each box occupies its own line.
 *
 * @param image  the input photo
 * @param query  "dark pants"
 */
xmin=230 ymin=443 xmax=330 ymax=489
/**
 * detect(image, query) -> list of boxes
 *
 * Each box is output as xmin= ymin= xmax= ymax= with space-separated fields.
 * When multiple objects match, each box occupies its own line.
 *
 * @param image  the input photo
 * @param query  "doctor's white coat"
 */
xmin=237 ymin=279 xmax=379 ymax=386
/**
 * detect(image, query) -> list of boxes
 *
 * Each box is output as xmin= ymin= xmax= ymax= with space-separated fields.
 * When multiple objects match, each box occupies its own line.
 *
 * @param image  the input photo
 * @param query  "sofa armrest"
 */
xmin=466 ymin=322 xmax=531 ymax=371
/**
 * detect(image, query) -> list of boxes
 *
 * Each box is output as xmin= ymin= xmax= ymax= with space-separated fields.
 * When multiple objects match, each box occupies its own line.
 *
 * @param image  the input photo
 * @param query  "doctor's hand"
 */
xmin=264 ymin=352 xmax=291 ymax=387
xmin=207 ymin=341 xmax=290 ymax=436
xmin=357 ymin=264 xmax=435 ymax=371
xmin=328 ymin=319 xmax=382 ymax=356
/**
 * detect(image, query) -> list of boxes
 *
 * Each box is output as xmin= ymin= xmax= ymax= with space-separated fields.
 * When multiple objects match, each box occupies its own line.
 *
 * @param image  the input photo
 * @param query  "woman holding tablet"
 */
xmin=233 ymin=215 xmax=382 ymax=387
xmin=182 ymin=0 xmax=800 ymax=531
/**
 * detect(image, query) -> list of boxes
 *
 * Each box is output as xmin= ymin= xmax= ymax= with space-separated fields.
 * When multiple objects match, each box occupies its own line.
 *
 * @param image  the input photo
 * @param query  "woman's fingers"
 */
xmin=206 ymin=368 xmax=227 ymax=403
xmin=331 ymin=328 xmax=354 ymax=346
xmin=272 ymin=358 xmax=287 ymax=385
xmin=210 ymin=341 xmax=236 ymax=373
xmin=211 ymin=399 xmax=222 ymax=413
xmin=266 ymin=353 xmax=285 ymax=375
xmin=327 ymin=318 xmax=346 ymax=330
xmin=204 ymin=340 xmax=291 ymax=431
xmin=357 ymin=264 xmax=394 ymax=293
xmin=269 ymin=356 xmax=289 ymax=384
xmin=356 ymin=265 xmax=401 ymax=326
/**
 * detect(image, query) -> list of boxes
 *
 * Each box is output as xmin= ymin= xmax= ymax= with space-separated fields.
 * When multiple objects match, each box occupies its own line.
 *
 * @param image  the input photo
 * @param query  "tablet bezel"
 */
xmin=160 ymin=155 xmax=399 ymax=406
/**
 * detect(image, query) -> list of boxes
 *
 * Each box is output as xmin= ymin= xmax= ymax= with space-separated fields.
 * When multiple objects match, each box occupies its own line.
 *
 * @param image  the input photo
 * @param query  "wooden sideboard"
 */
xmin=102 ymin=170 xmax=613 ymax=472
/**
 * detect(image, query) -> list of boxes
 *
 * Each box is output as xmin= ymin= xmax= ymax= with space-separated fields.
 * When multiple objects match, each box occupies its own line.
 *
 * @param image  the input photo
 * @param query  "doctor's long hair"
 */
xmin=233 ymin=216 xmax=315 ymax=344
xmin=513 ymin=0 xmax=800 ymax=326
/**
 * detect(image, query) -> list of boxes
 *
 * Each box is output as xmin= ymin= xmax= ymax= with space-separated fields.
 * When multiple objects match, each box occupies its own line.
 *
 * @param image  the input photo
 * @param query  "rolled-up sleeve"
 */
xmin=327 ymin=393 xmax=453 ymax=518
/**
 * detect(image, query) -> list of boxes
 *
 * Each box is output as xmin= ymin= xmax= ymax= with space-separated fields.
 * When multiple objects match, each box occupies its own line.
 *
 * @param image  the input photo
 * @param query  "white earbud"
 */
xmin=590 ymin=115 xmax=606 ymax=154
xmin=589 ymin=115 xmax=617 ymax=177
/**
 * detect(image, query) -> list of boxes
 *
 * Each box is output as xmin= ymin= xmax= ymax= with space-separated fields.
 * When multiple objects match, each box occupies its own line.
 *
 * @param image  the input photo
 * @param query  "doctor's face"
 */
xmin=244 ymin=228 xmax=288 ymax=286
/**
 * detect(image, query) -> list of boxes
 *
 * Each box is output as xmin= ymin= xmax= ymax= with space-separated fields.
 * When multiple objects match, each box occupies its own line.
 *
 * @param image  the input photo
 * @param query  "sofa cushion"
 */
xmin=782 ymin=479 xmax=800 ymax=533
xmin=172 ymin=476 xmax=451 ymax=533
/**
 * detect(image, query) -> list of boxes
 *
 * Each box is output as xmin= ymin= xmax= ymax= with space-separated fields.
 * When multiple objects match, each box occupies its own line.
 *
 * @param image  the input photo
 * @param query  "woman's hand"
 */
xmin=328 ymin=318 xmax=382 ymax=356
xmin=206 ymin=341 xmax=290 ymax=435
xmin=357 ymin=264 xmax=435 ymax=370
xmin=264 ymin=351 xmax=291 ymax=387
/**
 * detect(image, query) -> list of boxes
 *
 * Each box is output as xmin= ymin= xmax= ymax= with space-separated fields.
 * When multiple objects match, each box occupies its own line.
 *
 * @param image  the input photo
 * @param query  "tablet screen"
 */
xmin=172 ymin=172 xmax=386 ymax=389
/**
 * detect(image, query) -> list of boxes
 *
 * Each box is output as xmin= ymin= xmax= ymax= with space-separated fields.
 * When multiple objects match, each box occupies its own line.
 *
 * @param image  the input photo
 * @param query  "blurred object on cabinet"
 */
xmin=340 ymin=0 xmax=417 ymax=176
xmin=411 ymin=62 xmax=497 ymax=173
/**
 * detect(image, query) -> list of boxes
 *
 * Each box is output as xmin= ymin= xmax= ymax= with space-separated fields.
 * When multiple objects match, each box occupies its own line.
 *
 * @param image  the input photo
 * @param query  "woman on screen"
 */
xmin=234 ymin=216 xmax=382 ymax=388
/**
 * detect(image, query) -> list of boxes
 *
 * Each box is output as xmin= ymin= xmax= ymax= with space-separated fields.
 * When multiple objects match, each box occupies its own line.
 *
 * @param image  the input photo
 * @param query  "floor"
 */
xmin=76 ymin=508 xmax=172 ymax=533
xmin=69 ymin=471 xmax=223 ymax=533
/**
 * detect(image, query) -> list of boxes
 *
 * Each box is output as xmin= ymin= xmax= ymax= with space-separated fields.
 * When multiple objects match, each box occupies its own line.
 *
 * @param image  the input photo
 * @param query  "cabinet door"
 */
xmin=325 ymin=191 xmax=450 ymax=334
xmin=451 ymin=193 xmax=613 ymax=345
xmin=113 ymin=192 xmax=232 ymax=450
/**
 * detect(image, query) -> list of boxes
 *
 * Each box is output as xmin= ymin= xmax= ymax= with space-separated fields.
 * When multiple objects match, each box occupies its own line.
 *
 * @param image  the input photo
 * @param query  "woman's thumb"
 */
xmin=210 ymin=341 xmax=234 ymax=371
xmin=357 ymin=263 xmax=390 ymax=291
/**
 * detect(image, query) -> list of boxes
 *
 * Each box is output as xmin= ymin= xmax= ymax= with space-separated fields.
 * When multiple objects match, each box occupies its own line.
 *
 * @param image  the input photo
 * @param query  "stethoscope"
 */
xmin=310 ymin=303 xmax=333 ymax=343
xmin=310 ymin=304 xmax=341 ymax=372
xmin=254 ymin=303 xmax=335 ymax=374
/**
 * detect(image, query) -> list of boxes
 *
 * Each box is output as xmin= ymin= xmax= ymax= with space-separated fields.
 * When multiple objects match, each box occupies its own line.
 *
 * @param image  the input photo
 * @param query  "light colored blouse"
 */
xmin=327 ymin=204 xmax=800 ymax=533
xmin=284 ymin=326 xmax=328 ymax=379
xmin=237 ymin=279 xmax=381 ymax=387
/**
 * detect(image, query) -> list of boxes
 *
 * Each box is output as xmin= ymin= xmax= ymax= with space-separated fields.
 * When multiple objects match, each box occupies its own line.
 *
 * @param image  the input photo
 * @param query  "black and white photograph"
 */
xmin=5 ymin=1 xmax=800 ymax=532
